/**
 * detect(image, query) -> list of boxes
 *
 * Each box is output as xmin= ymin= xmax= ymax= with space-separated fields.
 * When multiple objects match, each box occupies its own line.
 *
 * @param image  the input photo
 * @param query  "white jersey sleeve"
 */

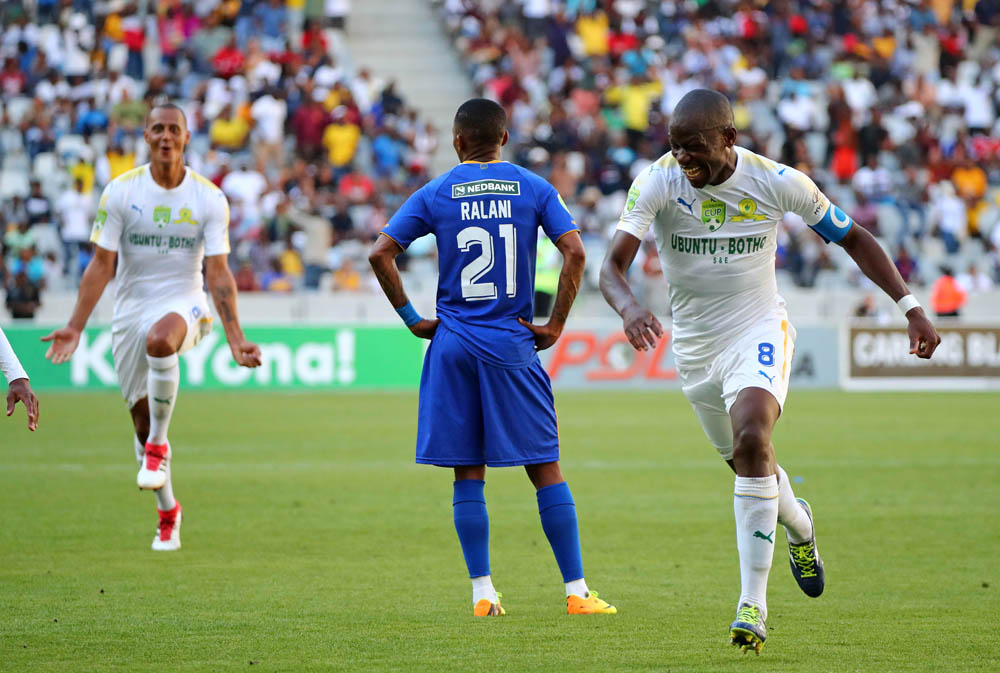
xmin=772 ymin=164 xmax=853 ymax=243
xmin=617 ymin=163 xmax=670 ymax=241
xmin=90 ymin=181 xmax=124 ymax=251
xmin=202 ymin=187 xmax=231 ymax=257
xmin=0 ymin=327 xmax=28 ymax=382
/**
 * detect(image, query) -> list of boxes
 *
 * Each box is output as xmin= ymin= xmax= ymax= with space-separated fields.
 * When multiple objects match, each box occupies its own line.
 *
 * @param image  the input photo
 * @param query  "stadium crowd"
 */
xmin=438 ymin=0 xmax=1000 ymax=301
xmin=0 ymin=0 xmax=441 ymax=318
xmin=3 ymin=0 xmax=1000 ymax=319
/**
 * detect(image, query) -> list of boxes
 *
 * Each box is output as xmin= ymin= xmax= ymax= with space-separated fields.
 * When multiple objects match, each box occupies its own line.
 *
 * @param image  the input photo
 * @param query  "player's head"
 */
xmin=668 ymin=89 xmax=737 ymax=189
xmin=144 ymin=103 xmax=190 ymax=166
xmin=452 ymin=98 xmax=508 ymax=161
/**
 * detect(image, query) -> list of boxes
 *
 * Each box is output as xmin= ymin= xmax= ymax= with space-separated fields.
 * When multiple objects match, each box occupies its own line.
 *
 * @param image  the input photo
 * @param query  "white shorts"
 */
xmin=111 ymin=292 xmax=212 ymax=407
xmin=677 ymin=313 xmax=796 ymax=460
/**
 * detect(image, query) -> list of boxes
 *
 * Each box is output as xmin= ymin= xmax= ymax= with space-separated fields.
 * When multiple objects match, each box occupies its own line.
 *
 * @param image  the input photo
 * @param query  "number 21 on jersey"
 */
xmin=457 ymin=224 xmax=517 ymax=301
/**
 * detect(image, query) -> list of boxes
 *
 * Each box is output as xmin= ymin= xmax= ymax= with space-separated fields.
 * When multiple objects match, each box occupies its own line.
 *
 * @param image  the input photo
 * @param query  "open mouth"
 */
xmin=682 ymin=165 xmax=704 ymax=180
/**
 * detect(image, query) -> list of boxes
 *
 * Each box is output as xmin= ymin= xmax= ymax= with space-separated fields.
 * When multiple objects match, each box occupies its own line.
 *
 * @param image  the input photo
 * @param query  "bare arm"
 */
xmin=204 ymin=254 xmax=262 ymax=367
xmin=599 ymin=230 xmax=663 ymax=351
xmin=518 ymin=231 xmax=586 ymax=351
xmin=41 ymin=246 xmax=117 ymax=363
xmin=368 ymin=233 xmax=439 ymax=339
xmin=837 ymin=226 xmax=940 ymax=358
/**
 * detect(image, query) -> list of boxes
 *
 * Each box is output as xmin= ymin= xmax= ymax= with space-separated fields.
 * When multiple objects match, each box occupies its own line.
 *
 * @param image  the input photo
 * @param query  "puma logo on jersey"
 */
xmin=131 ymin=204 xmax=143 ymax=216
xmin=676 ymin=196 xmax=694 ymax=215
xmin=758 ymin=370 xmax=775 ymax=384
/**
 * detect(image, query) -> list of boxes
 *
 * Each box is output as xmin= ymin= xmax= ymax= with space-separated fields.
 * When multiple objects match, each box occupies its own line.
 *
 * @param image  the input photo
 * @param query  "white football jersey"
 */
xmin=617 ymin=146 xmax=851 ymax=367
xmin=90 ymin=165 xmax=230 ymax=322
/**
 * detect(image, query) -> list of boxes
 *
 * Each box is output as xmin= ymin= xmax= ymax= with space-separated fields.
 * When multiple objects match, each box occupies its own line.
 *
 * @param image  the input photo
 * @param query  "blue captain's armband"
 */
xmin=396 ymin=302 xmax=422 ymax=327
xmin=810 ymin=203 xmax=853 ymax=243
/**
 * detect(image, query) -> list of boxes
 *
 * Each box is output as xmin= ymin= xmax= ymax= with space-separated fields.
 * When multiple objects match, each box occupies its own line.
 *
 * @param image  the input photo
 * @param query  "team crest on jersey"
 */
xmin=451 ymin=179 xmax=520 ymax=198
xmin=731 ymin=197 xmax=768 ymax=222
xmin=701 ymin=198 xmax=726 ymax=232
xmin=174 ymin=207 xmax=198 ymax=226
xmin=93 ymin=209 xmax=107 ymax=231
xmin=153 ymin=206 xmax=171 ymax=228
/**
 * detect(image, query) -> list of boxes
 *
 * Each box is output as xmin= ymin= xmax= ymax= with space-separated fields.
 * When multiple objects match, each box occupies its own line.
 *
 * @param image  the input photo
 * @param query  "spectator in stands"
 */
xmin=325 ymin=0 xmax=351 ymax=31
xmin=332 ymin=258 xmax=361 ymax=292
xmin=55 ymin=178 xmax=92 ymax=281
xmin=6 ymin=269 xmax=41 ymax=319
xmin=234 ymin=258 xmax=260 ymax=292
xmin=260 ymin=257 xmax=293 ymax=292
xmin=322 ymin=106 xmax=361 ymax=172
xmin=291 ymin=88 xmax=330 ymax=162
xmin=930 ymin=266 xmax=967 ymax=318
xmin=957 ymin=262 xmax=995 ymax=293
xmin=894 ymin=245 xmax=918 ymax=285
xmin=250 ymin=87 xmax=287 ymax=175
xmin=210 ymin=103 xmax=251 ymax=152
xmin=25 ymin=181 xmax=52 ymax=228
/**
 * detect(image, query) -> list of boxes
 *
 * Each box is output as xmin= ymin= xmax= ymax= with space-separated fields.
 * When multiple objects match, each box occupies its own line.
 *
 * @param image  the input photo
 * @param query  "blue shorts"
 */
xmin=416 ymin=326 xmax=560 ymax=467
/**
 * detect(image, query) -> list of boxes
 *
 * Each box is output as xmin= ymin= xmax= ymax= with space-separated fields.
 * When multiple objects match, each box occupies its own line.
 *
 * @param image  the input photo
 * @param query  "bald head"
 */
xmin=671 ymin=89 xmax=733 ymax=132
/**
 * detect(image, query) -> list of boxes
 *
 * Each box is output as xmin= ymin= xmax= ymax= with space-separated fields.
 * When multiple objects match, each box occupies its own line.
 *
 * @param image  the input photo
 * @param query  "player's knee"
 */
xmin=145 ymin=331 xmax=178 ymax=357
xmin=732 ymin=423 xmax=771 ymax=461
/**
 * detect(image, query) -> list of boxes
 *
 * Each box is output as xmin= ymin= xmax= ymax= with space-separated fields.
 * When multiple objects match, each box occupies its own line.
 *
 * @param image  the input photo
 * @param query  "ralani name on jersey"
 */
xmin=382 ymin=161 xmax=579 ymax=368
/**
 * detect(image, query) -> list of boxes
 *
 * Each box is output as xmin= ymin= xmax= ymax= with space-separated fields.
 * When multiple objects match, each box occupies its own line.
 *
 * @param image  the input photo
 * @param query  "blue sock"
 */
xmin=537 ymin=481 xmax=584 ymax=582
xmin=453 ymin=479 xmax=490 ymax=578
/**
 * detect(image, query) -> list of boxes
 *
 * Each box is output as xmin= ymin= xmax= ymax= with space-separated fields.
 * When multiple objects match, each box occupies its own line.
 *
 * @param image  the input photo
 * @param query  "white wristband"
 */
xmin=897 ymin=294 xmax=921 ymax=316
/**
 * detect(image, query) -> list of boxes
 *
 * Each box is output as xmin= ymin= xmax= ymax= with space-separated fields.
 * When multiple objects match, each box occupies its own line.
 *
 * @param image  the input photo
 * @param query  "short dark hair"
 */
xmin=454 ymin=98 xmax=506 ymax=147
xmin=147 ymin=102 xmax=188 ymax=128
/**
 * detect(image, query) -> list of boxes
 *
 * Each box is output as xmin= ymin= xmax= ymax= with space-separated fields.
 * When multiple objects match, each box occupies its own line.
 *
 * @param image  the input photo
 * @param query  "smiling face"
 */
xmin=144 ymin=106 xmax=190 ymax=167
xmin=667 ymin=120 xmax=737 ymax=189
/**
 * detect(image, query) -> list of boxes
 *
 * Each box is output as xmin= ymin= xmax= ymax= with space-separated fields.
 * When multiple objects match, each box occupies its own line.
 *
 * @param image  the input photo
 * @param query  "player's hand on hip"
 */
xmin=621 ymin=304 xmax=662 ymax=351
xmin=408 ymin=318 xmax=440 ymax=340
xmin=517 ymin=317 xmax=561 ymax=351
xmin=231 ymin=339 xmax=263 ymax=367
xmin=907 ymin=312 xmax=941 ymax=359
xmin=40 ymin=327 xmax=81 ymax=364
xmin=7 ymin=378 xmax=39 ymax=431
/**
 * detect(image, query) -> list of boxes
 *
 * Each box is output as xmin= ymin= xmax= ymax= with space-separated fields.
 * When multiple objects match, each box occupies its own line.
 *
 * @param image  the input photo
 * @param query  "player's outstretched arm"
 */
xmin=837 ymin=226 xmax=941 ymax=358
xmin=205 ymin=254 xmax=262 ymax=368
xmin=599 ymin=230 xmax=663 ymax=351
xmin=7 ymin=379 xmax=39 ymax=431
xmin=41 ymin=246 xmax=118 ymax=364
xmin=2 ymin=328 xmax=38 ymax=431
xmin=518 ymin=231 xmax=585 ymax=351
xmin=368 ymin=233 xmax=439 ymax=339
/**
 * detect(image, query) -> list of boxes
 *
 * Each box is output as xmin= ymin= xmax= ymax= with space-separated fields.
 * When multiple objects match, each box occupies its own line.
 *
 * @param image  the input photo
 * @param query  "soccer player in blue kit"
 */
xmin=369 ymin=99 xmax=616 ymax=617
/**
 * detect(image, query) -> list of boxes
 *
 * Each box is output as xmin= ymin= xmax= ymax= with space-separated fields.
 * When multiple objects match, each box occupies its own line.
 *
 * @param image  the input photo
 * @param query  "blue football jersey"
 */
xmin=382 ymin=161 xmax=579 ymax=367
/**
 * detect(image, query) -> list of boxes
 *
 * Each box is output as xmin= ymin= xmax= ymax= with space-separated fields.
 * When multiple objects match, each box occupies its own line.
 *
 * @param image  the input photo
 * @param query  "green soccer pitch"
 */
xmin=1 ymin=390 xmax=997 ymax=672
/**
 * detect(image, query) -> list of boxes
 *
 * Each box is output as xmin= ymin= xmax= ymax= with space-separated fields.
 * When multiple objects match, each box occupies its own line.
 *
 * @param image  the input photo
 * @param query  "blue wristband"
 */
xmin=396 ymin=302 xmax=422 ymax=327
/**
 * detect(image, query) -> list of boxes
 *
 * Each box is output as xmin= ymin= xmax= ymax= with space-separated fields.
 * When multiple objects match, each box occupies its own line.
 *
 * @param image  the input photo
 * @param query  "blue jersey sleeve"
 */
xmin=382 ymin=187 xmax=432 ymax=248
xmin=537 ymin=182 xmax=579 ymax=243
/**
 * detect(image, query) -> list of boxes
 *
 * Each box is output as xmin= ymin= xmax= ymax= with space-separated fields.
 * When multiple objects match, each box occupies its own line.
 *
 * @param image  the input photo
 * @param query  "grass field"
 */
xmin=1 ymin=390 xmax=998 ymax=672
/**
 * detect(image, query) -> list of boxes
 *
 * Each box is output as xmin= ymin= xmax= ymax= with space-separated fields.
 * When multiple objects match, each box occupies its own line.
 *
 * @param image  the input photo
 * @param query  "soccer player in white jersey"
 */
xmin=41 ymin=104 xmax=261 ymax=551
xmin=2 ymin=327 xmax=39 ymax=431
xmin=600 ymin=90 xmax=941 ymax=654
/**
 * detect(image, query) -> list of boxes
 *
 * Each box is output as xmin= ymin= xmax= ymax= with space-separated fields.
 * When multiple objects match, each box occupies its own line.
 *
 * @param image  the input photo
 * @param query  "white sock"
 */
xmin=155 ymin=457 xmax=176 ymax=511
xmin=471 ymin=575 xmax=497 ymax=604
xmin=734 ymin=475 xmax=779 ymax=619
xmin=565 ymin=578 xmax=589 ymax=598
xmin=146 ymin=353 xmax=179 ymax=446
xmin=776 ymin=464 xmax=812 ymax=544
xmin=133 ymin=435 xmax=144 ymax=465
